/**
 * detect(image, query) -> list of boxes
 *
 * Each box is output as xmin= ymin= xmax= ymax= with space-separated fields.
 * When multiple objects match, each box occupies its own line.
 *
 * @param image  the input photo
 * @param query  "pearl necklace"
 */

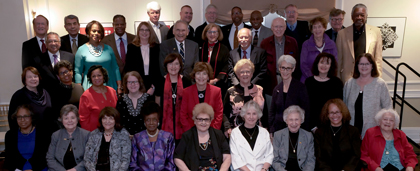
xmin=87 ymin=43 xmax=103 ymax=57
xmin=147 ymin=129 xmax=159 ymax=137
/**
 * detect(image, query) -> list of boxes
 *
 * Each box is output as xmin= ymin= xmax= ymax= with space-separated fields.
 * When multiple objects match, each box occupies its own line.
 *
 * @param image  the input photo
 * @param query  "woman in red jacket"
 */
xmin=361 ymin=109 xmax=417 ymax=171
xmin=180 ymin=62 xmax=223 ymax=134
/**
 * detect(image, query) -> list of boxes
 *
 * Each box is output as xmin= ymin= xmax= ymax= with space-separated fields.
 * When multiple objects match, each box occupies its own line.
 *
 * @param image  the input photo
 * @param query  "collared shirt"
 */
xmin=140 ymin=44 xmax=150 ymax=75
xmin=69 ymin=34 xmax=79 ymax=49
xmin=115 ymin=32 xmax=128 ymax=58
xmin=149 ymin=20 xmax=162 ymax=43
xmin=175 ymin=39 xmax=185 ymax=56
xmin=275 ymin=36 xmax=285 ymax=83
xmin=36 ymin=36 xmax=45 ymax=51
xmin=287 ymin=22 xmax=297 ymax=31
xmin=229 ymin=22 xmax=245 ymax=49
xmin=240 ymin=45 xmax=252 ymax=60
xmin=251 ymin=27 xmax=261 ymax=45
xmin=48 ymin=51 xmax=60 ymax=67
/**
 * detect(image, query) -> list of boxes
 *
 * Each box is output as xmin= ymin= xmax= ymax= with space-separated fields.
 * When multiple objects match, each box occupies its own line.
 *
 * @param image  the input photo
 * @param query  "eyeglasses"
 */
xmin=358 ymin=63 xmax=371 ymax=66
xmin=17 ymin=115 xmax=31 ymax=120
xmin=59 ymin=70 xmax=71 ymax=76
xmin=329 ymin=111 xmax=341 ymax=115
xmin=330 ymin=18 xmax=343 ymax=22
xmin=127 ymin=81 xmax=139 ymax=85
xmin=280 ymin=67 xmax=293 ymax=71
xmin=207 ymin=31 xmax=218 ymax=34
xmin=196 ymin=118 xmax=211 ymax=123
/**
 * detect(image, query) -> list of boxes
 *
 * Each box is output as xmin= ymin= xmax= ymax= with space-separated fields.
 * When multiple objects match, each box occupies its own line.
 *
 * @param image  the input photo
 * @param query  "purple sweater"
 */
xmin=300 ymin=33 xmax=337 ymax=82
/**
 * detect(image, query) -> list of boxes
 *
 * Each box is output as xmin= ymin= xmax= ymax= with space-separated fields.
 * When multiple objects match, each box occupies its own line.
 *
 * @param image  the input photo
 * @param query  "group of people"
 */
xmin=6 ymin=1 xmax=417 ymax=171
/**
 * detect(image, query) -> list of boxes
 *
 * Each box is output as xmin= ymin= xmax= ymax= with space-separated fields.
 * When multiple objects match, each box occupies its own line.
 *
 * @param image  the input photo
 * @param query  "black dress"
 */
xmin=116 ymin=93 xmax=151 ymax=135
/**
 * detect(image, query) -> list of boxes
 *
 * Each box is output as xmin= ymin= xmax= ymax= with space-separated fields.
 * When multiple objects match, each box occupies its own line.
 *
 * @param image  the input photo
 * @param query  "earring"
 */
xmin=158 ymin=123 xmax=160 ymax=126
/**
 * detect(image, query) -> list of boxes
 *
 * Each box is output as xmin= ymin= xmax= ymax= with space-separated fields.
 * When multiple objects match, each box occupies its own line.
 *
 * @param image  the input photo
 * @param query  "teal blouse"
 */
xmin=380 ymin=140 xmax=404 ymax=170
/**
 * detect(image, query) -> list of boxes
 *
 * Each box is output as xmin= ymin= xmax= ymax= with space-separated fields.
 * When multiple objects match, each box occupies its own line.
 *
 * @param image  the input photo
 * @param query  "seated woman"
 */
xmin=175 ymin=103 xmax=231 ymax=171
xmin=180 ymin=62 xmax=223 ymax=133
xmin=223 ymin=59 xmax=265 ymax=133
xmin=84 ymin=107 xmax=131 ymax=171
xmin=79 ymin=65 xmax=118 ymax=131
xmin=5 ymin=104 xmax=50 ymax=171
xmin=272 ymin=105 xmax=315 ymax=171
xmin=315 ymin=98 xmax=361 ymax=171
xmin=230 ymin=100 xmax=273 ymax=171
xmin=269 ymin=55 xmax=310 ymax=133
xmin=8 ymin=67 xmax=53 ymax=131
xmin=305 ymin=53 xmax=343 ymax=132
xmin=116 ymin=71 xmax=154 ymax=135
xmin=46 ymin=104 xmax=90 ymax=170
xmin=130 ymin=102 xmax=175 ymax=170
xmin=54 ymin=60 xmax=84 ymax=108
xmin=361 ymin=109 xmax=418 ymax=171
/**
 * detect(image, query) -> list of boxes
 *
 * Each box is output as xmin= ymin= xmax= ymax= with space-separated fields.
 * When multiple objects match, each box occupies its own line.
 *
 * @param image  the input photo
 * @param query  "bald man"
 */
xmin=260 ymin=17 xmax=299 ymax=108
xmin=250 ymin=10 xmax=272 ymax=47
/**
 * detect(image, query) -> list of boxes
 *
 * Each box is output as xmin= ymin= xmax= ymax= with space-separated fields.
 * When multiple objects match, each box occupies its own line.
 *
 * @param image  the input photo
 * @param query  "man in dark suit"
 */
xmin=160 ymin=20 xmax=199 ymax=80
xmin=147 ymin=1 xmax=169 ymax=44
xmin=260 ymin=17 xmax=299 ymax=109
xmin=34 ymin=32 xmax=74 ymax=108
xmin=221 ymin=6 xmax=252 ymax=51
xmin=195 ymin=4 xmax=218 ymax=46
xmin=250 ymin=10 xmax=273 ymax=47
xmin=228 ymin=28 xmax=267 ymax=86
xmin=22 ymin=15 xmax=49 ymax=70
xmin=325 ymin=8 xmax=346 ymax=42
xmin=101 ymin=14 xmax=136 ymax=76
xmin=167 ymin=5 xmax=195 ymax=41
xmin=59 ymin=15 xmax=89 ymax=54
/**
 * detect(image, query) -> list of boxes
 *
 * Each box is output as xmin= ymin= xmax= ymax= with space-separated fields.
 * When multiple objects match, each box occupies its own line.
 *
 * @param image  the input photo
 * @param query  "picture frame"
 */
xmin=367 ymin=17 xmax=407 ymax=58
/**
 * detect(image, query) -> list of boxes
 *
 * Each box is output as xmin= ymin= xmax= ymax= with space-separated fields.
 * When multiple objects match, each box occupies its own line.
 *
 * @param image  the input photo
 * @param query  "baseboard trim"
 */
xmin=401 ymin=127 xmax=420 ymax=143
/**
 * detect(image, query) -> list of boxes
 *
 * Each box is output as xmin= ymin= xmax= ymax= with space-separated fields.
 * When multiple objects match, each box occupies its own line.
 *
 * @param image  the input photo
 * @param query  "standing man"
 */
xmin=195 ymin=4 xmax=218 ymax=46
xmin=167 ymin=5 xmax=195 ymax=40
xmin=325 ymin=9 xmax=346 ymax=42
xmin=260 ymin=18 xmax=299 ymax=109
xmin=228 ymin=28 xmax=267 ymax=87
xmin=60 ymin=15 xmax=89 ymax=54
xmin=221 ymin=6 xmax=252 ymax=51
xmin=101 ymin=14 xmax=135 ymax=76
xmin=249 ymin=10 xmax=273 ymax=47
xmin=160 ymin=20 xmax=199 ymax=80
xmin=22 ymin=15 xmax=49 ymax=69
xmin=147 ymin=1 xmax=169 ymax=44
xmin=336 ymin=3 xmax=382 ymax=83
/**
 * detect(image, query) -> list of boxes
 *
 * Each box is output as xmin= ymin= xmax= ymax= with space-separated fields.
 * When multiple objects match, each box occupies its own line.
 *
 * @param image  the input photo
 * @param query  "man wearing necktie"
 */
xmin=221 ymin=6 xmax=252 ymax=51
xmin=22 ymin=15 xmax=49 ymax=70
xmin=101 ymin=14 xmax=136 ymax=77
xmin=159 ymin=20 xmax=199 ymax=81
xmin=59 ymin=15 xmax=89 ymax=55
xmin=228 ymin=28 xmax=267 ymax=87
xmin=250 ymin=10 xmax=273 ymax=47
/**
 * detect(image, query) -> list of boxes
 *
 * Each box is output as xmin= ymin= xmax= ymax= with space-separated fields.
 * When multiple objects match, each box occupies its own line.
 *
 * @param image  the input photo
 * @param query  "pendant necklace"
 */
xmin=330 ymin=125 xmax=342 ymax=136
xmin=289 ymin=138 xmax=298 ymax=153
xmin=244 ymin=126 xmax=256 ymax=140
xmin=171 ymin=83 xmax=177 ymax=104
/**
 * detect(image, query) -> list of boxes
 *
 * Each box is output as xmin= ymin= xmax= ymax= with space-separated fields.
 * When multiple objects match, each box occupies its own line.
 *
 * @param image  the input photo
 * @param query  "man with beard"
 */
xmin=221 ymin=6 xmax=252 ymax=50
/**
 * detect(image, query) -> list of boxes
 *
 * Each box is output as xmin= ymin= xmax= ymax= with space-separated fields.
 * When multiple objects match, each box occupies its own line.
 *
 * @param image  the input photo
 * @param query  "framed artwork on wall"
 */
xmin=133 ymin=21 xmax=173 ymax=31
xmin=367 ymin=17 xmax=407 ymax=57
xmin=79 ymin=22 xmax=114 ymax=36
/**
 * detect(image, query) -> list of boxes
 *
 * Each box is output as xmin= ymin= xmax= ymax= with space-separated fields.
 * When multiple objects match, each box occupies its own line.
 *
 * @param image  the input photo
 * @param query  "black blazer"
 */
xmin=314 ymin=124 xmax=361 ymax=171
xmin=59 ymin=34 xmax=89 ymax=54
xmin=269 ymin=78 xmax=310 ymax=133
xmin=228 ymin=46 xmax=267 ymax=86
xmin=325 ymin=26 xmax=345 ymax=42
xmin=22 ymin=37 xmax=42 ymax=69
xmin=199 ymin=42 xmax=229 ymax=81
xmin=123 ymin=43 xmax=162 ymax=90
xmin=195 ymin=22 xmax=207 ymax=46
xmin=167 ymin=25 xmax=195 ymax=41
xmin=221 ymin=23 xmax=252 ymax=50
xmin=284 ymin=20 xmax=311 ymax=50
xmin=174 ymin=126 xmax=230 ymax=170
xmin=5 ymin=127 xmax=51 ymax=171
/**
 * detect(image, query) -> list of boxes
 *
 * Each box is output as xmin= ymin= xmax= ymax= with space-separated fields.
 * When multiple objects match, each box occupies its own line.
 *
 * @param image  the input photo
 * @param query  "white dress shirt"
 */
xmin=175 ymin=39 xmax=186 ymax=56
xmin=115 ymin=33 xmax=128 ymax=58
xmin=69 ymin=34 xmax=79 ymax=49
xmin=149 ymin=20 xmax=162 ymax=43
xmin=252 ymin=27 xmax=261 ymax=45
xmin=140 ymin=44 xmax=150 ymax=75
xmin=36 ymin=36 xmax=45 ymax=51
xmin=48 ymin=51 xmax=60 ymax=68
xmin=229 ymin=23 xmax=245 ymax=49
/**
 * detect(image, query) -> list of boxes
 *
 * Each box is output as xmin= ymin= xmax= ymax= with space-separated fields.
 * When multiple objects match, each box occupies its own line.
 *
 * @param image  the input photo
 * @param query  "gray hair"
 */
xmin=237 ymin=28 xmax=251 ymax=37
xmin=64 ymin=14 xmax=79 ymax=24
xmin=206 ymin=4 xmax=218 ymax=12
xmin=277 ymin=55 xmax=296 ymax=69
xmin=374 ymin=108 xmax=400 ymax=128
xmin=59 ymin=104 xmax=80 ymax=122
xmin=351 ymin=3 xmax=368 ymax=17
xmin=45 ymin=32 xmax=60 ymax=43
xmin=147 ymin=1 xmax=161 ymax=13
xmin=240 ymin=100 xmax=263 ymax=119
xmin=283 ymin=105 xmax=305 ymax=123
